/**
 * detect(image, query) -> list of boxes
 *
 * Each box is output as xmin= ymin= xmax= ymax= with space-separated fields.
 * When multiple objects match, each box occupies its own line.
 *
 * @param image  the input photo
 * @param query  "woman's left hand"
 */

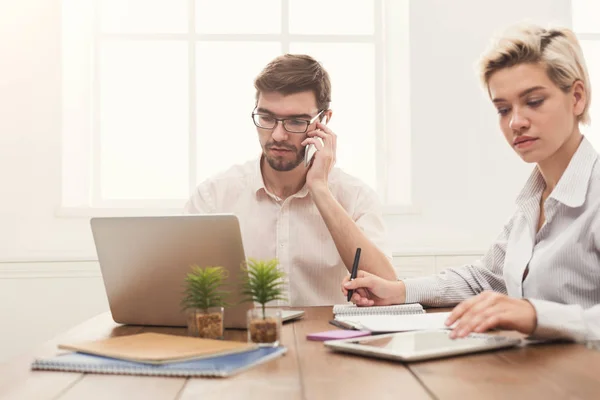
xmin=445 ymin=291 xmax=537 ymax=338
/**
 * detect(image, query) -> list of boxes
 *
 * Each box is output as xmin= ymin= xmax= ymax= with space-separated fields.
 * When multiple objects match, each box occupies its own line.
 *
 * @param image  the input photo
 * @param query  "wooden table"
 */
xmin=1 ymin=307 xmax=600 ymax=400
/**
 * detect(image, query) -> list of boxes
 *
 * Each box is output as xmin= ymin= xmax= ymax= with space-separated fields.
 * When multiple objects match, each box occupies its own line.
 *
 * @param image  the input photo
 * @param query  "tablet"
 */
xmin=324 ymin=329 xmax=521 ymax=362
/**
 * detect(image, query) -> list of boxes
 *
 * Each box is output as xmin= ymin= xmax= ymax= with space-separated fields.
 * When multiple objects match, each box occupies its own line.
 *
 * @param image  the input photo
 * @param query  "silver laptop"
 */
xmin=90 ymin=214 xmax=304 ymax=329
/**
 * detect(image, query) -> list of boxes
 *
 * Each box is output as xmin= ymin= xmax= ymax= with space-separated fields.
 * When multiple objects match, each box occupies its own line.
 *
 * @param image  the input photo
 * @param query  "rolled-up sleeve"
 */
xmin=352 ymin=187 xmax=392 ymax=263
xmin=183 ymin=181 xmax=216 ymax=214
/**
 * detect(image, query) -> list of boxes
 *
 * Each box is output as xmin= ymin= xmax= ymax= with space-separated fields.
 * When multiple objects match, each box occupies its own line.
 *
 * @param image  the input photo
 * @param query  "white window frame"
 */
xmin=58 ymin=0 xmax=415 ymax=218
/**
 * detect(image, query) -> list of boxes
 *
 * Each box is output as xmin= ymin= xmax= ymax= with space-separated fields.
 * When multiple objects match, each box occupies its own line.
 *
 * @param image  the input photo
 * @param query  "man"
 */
xmin=185 ymin=54 xmax=395 ymax=306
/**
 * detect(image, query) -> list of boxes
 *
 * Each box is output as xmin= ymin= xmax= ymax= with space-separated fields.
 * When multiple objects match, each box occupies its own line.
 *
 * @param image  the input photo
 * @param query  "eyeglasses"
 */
xmin=251 ymin=109 xmax=325 ymax=134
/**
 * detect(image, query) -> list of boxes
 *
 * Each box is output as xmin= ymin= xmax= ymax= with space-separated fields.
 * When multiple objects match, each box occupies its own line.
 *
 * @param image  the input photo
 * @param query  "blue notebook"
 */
xmin=31 ymin=347 xmax=287 ymax=378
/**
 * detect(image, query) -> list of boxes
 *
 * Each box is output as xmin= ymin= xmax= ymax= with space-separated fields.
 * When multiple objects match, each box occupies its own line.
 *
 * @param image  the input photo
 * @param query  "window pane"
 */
xmin=580 ymin=41 xmax=600 ymax=150
xmin=196 ymin=42 xmax=281 ymax=181
xmin=289 ymin=0 xmax=374 ymax=35
xmin=572 ymin=1 xmax=600 ymax=34
xmin=196 ymin=0 xmax=281 ymax=34
xmin=290 ymin=43 xmax=376 ymax=191
xmin=100 ymin=41 xmax=189 ymax=199
xmin=62 ymin=0 xmax=94 ymax=207
xmin=100 ymin=0 xmax=187 ymax=34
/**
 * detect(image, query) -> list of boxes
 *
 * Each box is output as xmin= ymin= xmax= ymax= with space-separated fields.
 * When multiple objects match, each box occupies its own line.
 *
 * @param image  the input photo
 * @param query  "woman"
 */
xmin=342 ymin=23 xmax=600 ymax=341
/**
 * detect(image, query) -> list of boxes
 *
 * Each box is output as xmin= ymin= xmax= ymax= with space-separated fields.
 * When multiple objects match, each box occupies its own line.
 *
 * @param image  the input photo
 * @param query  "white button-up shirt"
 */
xmin=184 ymin=158 xmax=391 ymax=306
xmin=404 ymin=137 xmax=600 ymax=341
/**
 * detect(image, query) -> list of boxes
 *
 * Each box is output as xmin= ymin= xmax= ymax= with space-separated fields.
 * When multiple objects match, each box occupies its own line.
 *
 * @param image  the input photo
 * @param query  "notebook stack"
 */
xmin=31 ymin=333 xmax=287 ymax=378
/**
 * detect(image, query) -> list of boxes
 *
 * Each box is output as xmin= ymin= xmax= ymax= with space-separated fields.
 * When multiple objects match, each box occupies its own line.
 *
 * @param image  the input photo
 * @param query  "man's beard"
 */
xmin=264 ymin=143 xmax=305 ymax=172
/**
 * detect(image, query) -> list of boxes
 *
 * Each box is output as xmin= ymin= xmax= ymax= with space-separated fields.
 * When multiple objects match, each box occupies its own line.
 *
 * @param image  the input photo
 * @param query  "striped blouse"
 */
xmin=404 ymin=137 xmax=600 ymax=341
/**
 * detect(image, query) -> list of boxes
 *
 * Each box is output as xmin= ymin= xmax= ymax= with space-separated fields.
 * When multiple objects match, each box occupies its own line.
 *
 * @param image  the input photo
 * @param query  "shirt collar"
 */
xmin=516 ymin=136 xmax=598 ymax=209
xmin=550 ymin=136 xmax=598 ymax=207
xmin=252 ymin=156 xmax=311 ymax=199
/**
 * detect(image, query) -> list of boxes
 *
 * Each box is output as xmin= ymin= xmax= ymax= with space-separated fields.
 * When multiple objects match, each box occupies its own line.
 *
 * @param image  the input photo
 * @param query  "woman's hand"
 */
xmin=341 ymin=270 xmax=406 ymax=306
xmin=446 ymin=291 xmax=537 ymax=338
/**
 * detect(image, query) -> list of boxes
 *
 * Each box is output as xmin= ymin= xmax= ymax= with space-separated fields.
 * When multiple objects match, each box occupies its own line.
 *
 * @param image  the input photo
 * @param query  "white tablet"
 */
xmin=324 ymin=329 xmax=521 ymax=362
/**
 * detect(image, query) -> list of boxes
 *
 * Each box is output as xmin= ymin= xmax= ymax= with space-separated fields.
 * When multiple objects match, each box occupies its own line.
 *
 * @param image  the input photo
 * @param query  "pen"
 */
xmin=347 ymin=248 xmax=362 ymax=302
xmin=329 ymin=319 xmax=357 ymax=330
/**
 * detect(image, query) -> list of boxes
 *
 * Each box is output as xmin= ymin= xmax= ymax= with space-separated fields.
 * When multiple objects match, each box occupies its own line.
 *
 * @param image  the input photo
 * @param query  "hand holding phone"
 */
xmin=304 ymin=116 xmax=327 ymax=167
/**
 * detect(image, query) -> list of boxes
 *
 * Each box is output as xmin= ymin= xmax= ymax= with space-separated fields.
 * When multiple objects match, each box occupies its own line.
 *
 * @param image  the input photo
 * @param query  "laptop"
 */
xmin=90 ymin=214 xmax=304 ymax=329
xmin=324 ymin=329 xmax=521 ymax=362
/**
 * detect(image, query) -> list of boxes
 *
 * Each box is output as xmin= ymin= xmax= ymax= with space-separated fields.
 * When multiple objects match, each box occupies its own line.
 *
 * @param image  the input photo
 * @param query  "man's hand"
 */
xmin=342 ymin=270 xmax=406 ymax=306
xmin=445 ymin=291 xmax=537 ymax=338
xmin=303 ymin=121 xmax=336 ymax=191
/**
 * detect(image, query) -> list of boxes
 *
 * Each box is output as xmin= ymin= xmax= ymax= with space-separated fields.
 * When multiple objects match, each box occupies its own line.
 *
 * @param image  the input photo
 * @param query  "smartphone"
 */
xmin=304 ymin=115 xmax=327 ymax=167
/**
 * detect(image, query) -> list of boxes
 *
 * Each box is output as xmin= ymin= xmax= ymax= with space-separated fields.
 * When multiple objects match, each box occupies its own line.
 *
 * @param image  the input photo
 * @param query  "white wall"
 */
xmin=387 ymin=0 xmax=572 ymax=253
xmin=0 ymin=262 xmax=108 ymax=362
xmin=0 ymin=0 xmax=572 ymax=362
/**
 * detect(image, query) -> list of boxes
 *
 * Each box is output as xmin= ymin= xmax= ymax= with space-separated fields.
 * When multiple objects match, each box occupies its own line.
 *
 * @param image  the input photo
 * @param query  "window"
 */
xmin=573 ymin=1 xmax=600 ymax=150
xmin=61 ymin=0 xmax=411 ymax=214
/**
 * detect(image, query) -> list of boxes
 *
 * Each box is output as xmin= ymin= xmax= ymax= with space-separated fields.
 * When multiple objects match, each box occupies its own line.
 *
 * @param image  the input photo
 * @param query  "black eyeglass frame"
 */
xmin=251 ymin=109 xmax=326 ymax=134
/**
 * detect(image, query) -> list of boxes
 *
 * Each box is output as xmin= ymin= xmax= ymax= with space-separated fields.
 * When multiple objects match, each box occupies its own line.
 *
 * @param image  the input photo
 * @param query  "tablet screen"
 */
xmin=352 ymin=330 xmax=509 ymax=353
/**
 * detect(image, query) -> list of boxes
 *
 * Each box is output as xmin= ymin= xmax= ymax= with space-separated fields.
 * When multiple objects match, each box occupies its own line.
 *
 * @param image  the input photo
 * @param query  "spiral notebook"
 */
xmin=333 ymin=303 xmax=425 ymax=317
xmin=31 ymin=347 xmax=287 ymax=378
xmin=334 ymin=312 xmax=452 ymax=333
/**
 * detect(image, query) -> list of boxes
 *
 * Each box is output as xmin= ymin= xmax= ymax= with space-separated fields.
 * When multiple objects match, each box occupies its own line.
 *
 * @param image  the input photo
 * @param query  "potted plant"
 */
xmin=241 ymin=258 xmax=287 ymax=347
xmin=181 ymin=265 xmax=229 ymax=339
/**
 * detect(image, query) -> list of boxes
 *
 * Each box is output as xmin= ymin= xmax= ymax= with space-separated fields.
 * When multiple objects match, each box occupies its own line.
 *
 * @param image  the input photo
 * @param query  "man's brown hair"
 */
xmin=254 ymin=54 xmax=331 ymax=111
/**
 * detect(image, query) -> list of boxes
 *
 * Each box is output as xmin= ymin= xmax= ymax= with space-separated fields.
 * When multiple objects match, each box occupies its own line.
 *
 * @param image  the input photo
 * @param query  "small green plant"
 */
xmin=181 ymin=265 xmax=229 ymax=312
xmin=241 ymin=258 xmax=287 ymax=319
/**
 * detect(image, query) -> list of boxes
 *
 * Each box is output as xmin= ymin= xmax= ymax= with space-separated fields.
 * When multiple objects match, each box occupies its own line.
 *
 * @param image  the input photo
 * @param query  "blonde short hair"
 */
xmin=478 ymin=23 xmax=591 ymax=125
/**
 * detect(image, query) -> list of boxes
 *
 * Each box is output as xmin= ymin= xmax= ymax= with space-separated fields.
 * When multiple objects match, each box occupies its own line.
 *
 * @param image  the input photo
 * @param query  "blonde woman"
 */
xmin=342 ymin=23 xmax=600 ymax=341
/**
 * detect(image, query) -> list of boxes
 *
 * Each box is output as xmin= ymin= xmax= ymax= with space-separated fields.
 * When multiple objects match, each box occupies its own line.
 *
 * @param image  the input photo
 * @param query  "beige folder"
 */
xmin=58 ymin=332 xmax=258 ymax=365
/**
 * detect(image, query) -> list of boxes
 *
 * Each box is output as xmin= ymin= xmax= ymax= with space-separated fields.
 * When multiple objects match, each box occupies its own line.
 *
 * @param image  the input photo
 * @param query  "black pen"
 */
xmin=329 ymin=319 xmax=357 ymax=330
xmin=347 ymin=248 xmax=362 ymax=302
